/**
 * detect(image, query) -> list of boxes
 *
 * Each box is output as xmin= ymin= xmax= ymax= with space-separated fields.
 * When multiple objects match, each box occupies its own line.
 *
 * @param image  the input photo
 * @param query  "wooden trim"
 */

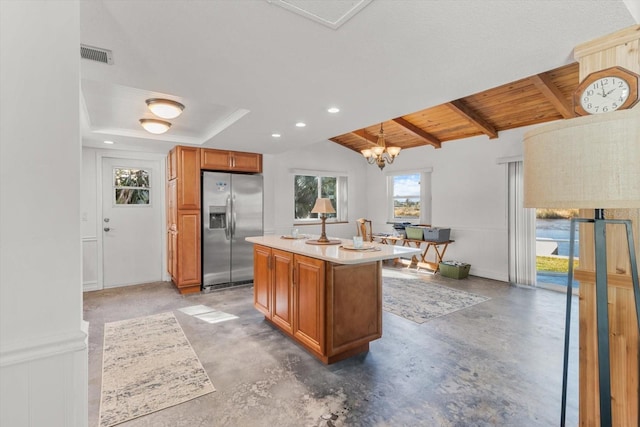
xmin=529 ymin=73 xmax=575 ymax=119
xmin=574 ymin=25 xmax=640 ymax=60
xmin=445 ymin=100 xmax=498 ymax=139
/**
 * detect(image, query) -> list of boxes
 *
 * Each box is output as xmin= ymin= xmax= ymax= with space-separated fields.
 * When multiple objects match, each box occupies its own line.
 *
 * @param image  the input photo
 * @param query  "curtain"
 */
xmin=508 ymin=161 xmax=537 ymax=286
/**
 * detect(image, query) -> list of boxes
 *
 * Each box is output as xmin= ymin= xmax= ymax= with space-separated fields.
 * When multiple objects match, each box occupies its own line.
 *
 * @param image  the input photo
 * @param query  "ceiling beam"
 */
xmin=351 ymin=129 xmax=378 ymax=144
xmin=529 ymin=73 xmax=575 ymax=119
xmin=392 ymin=117 xmax=442 ymax=149
xmin=446 ymin=100 xmax=498 ymax=139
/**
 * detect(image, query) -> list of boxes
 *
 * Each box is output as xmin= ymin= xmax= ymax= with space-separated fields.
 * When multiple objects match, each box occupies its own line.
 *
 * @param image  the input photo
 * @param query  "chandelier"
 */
xmin=360 ymin=123 xmax=401 ymax=170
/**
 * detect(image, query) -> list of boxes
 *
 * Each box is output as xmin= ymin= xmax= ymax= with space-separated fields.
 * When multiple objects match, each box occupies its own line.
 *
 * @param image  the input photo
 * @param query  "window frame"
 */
xmin=112 ymin=166 xmax=152 ymax=207
xmin=386 ymin=168 xmax=432 ymax=224
xmin=291 ymin=169 xmax=348 ymax=225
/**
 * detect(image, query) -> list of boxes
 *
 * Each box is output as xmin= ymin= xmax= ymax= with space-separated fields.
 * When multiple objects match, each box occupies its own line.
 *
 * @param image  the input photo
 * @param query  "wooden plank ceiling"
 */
xmin=329 ymin=62 xmax=579 ymax=153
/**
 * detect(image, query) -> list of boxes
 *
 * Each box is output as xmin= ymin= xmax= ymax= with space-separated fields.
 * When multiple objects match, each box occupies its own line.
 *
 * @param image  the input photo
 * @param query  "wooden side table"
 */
xmin=416 ymin=240 xmax=454 ymax=273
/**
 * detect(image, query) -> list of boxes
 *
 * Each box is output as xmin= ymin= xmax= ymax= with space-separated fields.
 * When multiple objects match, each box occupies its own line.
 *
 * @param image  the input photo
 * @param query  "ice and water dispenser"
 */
xmin=208 ymin=206 xmax=226 ymax=230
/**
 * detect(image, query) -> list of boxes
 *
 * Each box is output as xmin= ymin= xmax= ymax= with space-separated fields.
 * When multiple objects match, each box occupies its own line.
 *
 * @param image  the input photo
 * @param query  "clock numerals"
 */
xmin=574 ymin=66 xmax=639 ymax=116
xmin=579 ymin=77 xmax=630 ymax=114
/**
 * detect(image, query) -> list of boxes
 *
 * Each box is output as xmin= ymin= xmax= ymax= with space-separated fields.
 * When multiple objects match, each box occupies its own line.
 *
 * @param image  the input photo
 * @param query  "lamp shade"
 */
xmin=523 ymin=108 xmax=640 ymax=209
xmin=310 ymin=198 xmax=336 ymax=214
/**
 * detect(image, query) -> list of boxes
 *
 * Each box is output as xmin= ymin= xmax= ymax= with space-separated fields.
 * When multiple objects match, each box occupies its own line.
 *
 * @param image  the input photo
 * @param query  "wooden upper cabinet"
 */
xmin=176 ymin=146 xmax=200 ymax=210
xmin=231 ymin=151 xmax=262 ymax=172
xmin=201 ymin=148 xmax=262 ymax=173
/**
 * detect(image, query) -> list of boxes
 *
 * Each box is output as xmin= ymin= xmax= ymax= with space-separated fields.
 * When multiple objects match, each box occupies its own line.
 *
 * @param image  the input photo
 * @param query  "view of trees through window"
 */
xmin=114 ymin=168 xmax=150 ymax=205
xmin=294 ymin=175 xmax=337 ymax=219
xmin=393 ymin=173 xmax=420 ymax=219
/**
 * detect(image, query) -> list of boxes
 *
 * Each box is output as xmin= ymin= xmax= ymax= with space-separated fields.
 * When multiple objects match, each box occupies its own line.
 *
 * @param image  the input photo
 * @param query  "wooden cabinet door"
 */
xmin=253 ymin=245 xmax=272 ymax=317
xmin=177 ymin=146 xmax=200 ymax=210
xmin=293 ymin=254 xmax=325 ymax=354
xmin=177 ymin=211 xmax=200 ymax=287
xmin=201 ymin=148 xmax=231 ymax=170
xmin=168 ymin=179 xmax=177 ymax=227
xmin=231 ymin=152 xmax=262 ymax=173
xmin=167 ymin=147 xmax=177 ymax=180
xmin=271 ymin=249 xmax=293 ymax=333
xmin=168 ymin=230 xmax=178 ymax=282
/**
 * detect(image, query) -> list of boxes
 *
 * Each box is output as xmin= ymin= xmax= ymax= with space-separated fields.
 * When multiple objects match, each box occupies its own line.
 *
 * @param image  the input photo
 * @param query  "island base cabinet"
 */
xmin=293 ymin=254 xmax=325 ymax=357
xmin=326 ymin=262 xmax=382 ymax=359
xmin=252 ymin=244 xmax=382 ymax=364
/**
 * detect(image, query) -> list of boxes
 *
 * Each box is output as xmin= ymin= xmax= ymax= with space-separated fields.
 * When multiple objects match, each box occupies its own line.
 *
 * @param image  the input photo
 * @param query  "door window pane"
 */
xmin=114 ymin=168 xmax=151 ymax=205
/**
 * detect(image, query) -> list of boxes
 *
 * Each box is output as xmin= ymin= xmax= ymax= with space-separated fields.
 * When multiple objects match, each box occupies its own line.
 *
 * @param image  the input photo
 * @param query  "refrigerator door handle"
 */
xmin=231 ymin=194 xmax=237 ymax=238
xmin=225 ymin=195 xmax=231 ymax=240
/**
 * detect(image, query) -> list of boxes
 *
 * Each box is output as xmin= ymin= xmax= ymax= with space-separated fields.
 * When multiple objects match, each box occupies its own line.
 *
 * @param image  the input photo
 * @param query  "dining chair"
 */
xmin=356 ymin=218 xmax=373 ymax=242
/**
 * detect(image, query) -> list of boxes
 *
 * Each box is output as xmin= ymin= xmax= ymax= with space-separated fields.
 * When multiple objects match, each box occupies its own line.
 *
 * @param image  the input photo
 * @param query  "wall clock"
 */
xmin=573 ymin=66 xmax=639 ymax=116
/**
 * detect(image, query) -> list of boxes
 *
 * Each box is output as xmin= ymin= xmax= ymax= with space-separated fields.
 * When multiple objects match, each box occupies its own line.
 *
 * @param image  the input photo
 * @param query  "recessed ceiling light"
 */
xmin=272 ymin=133 xmax=281 ymax=138
xmin=327 ymin=107 xmax=340 ymax=113
xmin=139 ymin=118 xmax=171 ymax=134
xmin=295 ymin=122 xmax=306 ymax=128
xmin=103 ymin=140 xmax=115 ymax=144
xmin=145 ymin=98 xmax=185 ymax=119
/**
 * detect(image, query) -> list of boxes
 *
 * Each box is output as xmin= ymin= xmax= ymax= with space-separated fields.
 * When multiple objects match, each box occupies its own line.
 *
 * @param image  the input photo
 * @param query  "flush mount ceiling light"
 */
xmin=139 ymin=118 xmax=171 ymax=134
xmin=145 ymin=98 xmax=185 ymax=119
xmin=295 ymin=122 xmax=306 ymax=127
xmin=327 ymin=107 xmax=340 ymax=113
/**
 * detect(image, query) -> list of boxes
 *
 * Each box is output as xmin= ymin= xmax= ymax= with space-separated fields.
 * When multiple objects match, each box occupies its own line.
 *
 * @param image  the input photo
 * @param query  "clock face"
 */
xmin=579 ymin=76 xmax=630 ymax=114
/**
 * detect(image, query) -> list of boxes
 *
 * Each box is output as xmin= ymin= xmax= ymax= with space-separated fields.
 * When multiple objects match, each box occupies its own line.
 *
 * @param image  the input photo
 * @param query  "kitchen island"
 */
xmin=246 ymin=235 xmax=421 ymax=364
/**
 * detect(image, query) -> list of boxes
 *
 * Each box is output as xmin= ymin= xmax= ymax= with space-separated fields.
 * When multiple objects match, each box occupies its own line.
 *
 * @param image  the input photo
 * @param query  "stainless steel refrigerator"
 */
xmin=202 ymin=171 xmax=263 ymax=290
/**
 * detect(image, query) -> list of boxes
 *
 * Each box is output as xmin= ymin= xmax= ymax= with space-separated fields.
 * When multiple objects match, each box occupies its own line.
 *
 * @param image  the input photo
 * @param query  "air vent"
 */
xmin=80 ymin=44 xmax=113 ymax=65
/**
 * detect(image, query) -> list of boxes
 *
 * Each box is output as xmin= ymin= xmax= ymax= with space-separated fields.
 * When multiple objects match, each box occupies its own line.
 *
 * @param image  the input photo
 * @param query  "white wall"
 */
xmin=1 ymin=2 xmax=87 ymax=426
xmin=81 ymin=147 xmax=168 ymax=291
xmin=263 ymin=139 xmax=370 ymax=238
xmin=365 ymin=128 xmax=526 ymax=281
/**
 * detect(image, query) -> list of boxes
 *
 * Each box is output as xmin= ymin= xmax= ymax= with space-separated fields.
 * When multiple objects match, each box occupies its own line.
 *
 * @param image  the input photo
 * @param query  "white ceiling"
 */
xmin=80 ymin=0 xmax=636 ymax=154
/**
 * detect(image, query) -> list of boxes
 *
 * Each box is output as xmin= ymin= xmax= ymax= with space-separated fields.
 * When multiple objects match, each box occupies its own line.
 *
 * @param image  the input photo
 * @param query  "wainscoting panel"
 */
xmin=83 ymin=237 xmax=98 ymax=291
xmin=0 ymin=333 xmax=88 ymax=426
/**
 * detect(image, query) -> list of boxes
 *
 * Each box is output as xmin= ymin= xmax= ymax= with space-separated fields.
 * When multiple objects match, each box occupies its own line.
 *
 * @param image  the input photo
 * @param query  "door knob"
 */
xmin=104 ymin=227 xmax=110 ymax=232
xmin=104 ymin=218 xmax=110 ymax=223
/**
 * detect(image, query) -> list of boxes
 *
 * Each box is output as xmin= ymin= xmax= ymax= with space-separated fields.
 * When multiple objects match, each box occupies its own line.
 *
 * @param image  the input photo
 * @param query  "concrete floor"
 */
xmin=84 ymin=267 xmax=579 ymax=426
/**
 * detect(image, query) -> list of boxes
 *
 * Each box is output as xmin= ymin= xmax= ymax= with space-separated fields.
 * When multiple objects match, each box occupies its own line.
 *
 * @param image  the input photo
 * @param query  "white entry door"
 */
xmin=102 ymin=157 xmax=163 ymax=288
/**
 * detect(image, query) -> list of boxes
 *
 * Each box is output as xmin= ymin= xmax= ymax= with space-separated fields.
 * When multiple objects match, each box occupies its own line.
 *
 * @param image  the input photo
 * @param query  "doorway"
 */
xmin=100 ymin=157 xmax=163 ymax=288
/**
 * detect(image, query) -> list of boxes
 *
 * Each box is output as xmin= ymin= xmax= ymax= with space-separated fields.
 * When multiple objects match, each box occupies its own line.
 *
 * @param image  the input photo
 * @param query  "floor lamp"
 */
xmin=523 ymin=108 xmax=640 ymax=426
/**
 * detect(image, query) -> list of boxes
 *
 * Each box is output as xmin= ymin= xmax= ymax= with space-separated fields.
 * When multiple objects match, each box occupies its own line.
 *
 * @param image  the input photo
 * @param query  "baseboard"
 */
xmin=469 ymin=267 xmax=508 ymax=282
xmin=83 ymin=280 xmax=99 ymax=292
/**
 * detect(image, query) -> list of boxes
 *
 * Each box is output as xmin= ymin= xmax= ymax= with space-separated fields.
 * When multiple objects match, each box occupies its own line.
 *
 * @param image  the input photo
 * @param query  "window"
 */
xmin=387 ymin=170 xmax=431 ymax=224
xmin=293 ymin=171 xmax=347 ymax=222
xmin=113 ymin=167 xmax=150 ymax=205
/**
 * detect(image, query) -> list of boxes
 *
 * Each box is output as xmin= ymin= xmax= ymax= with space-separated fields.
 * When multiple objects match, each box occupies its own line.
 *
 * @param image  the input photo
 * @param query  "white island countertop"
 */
xmin=246 ymin=235 xmax=421 ymax=265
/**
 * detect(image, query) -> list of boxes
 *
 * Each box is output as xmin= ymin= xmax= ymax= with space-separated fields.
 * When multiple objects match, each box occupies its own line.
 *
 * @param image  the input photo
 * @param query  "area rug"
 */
xmin=98 ymin=312 xmax=215 ymax=427
xmin=383 ymin=275 xmax=489 ymax=324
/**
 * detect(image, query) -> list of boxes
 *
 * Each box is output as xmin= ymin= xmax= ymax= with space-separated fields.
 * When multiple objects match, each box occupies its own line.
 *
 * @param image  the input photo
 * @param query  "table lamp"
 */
xmin=523 ymin=108 xmax=640 ymax=426
xmin=306 ymin=198 xmax=341 ymax=245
